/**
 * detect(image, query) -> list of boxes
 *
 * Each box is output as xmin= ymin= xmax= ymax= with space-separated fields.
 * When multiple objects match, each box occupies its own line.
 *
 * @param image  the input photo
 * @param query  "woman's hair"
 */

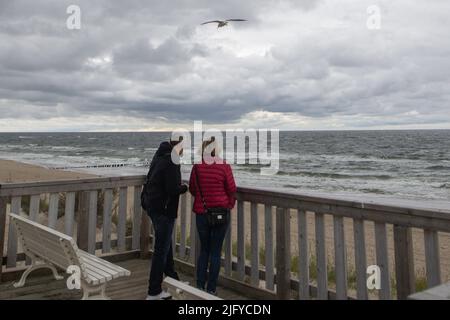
xmin=201 ymin=137 xmax=216 ymax=157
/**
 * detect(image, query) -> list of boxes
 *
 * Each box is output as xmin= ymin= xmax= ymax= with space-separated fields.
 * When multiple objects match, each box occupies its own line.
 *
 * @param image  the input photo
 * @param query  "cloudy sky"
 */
xmin=0 ymin=0 xmax=449 ymax=132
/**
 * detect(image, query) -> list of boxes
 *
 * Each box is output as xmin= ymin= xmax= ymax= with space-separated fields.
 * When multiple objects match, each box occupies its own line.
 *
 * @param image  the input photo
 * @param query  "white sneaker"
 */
xmin=146 ymin=291 xmax=172 ymax=300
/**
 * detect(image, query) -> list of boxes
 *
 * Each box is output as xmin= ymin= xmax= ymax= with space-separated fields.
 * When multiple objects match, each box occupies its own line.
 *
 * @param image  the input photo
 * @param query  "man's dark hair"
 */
xmin=170 ymin=135 xmax=183 ymax=147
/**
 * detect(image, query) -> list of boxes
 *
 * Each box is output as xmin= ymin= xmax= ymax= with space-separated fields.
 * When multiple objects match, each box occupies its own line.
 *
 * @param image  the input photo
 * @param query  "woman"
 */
xmin=189 ymin=138 xmax=237 ymax=295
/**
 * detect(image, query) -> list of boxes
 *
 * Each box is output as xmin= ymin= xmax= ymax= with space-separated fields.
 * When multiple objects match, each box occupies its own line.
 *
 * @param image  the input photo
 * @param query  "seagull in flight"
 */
xmin=201 ymin=19 xmax=247 ymax=29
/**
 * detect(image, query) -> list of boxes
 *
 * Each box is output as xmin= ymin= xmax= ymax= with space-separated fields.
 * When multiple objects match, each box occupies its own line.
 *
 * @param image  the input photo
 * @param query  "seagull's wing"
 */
xmin=201 ymin=20 xmax=222 ymax=25
xmin=226 ymin=19 xmax=247 ymax=22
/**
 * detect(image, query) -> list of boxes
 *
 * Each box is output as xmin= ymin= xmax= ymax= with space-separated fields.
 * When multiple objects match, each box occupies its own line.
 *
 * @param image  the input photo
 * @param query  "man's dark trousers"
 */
xmin=147 ymin=210 xmax=179 ymax=295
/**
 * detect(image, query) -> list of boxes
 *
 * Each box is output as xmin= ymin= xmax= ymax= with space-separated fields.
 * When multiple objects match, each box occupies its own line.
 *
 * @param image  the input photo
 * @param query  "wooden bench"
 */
xmin=408 ymin=282 xmax=450 ymax=300
xmin=163 ymin=277 xmax=223 ymax=300
xmin=9 ymin=213 xmax=131 ymax=300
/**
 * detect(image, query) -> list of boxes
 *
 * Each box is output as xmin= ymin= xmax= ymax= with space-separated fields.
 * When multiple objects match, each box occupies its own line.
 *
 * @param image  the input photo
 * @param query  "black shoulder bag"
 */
xmin=194 ymin=165 xmax=230 ymax=227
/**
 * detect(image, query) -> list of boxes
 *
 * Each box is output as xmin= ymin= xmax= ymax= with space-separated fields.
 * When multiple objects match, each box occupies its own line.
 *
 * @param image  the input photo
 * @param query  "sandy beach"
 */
xmin=0 ymin=159 xmax=101 ymax=259
xmin=0 ymin=159 xmax=97 ymax=183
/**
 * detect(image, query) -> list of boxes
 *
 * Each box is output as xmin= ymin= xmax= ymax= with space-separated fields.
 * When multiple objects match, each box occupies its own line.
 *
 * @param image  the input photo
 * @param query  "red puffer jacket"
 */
xmin=189 ymin=157 xmax=237 ymax=214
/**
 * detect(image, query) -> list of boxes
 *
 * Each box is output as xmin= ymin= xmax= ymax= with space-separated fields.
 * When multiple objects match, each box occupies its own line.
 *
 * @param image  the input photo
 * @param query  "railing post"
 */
xmin=140 ymin=210 xmax=150 ymax=259
xmin=77 ymin=191 xmax=90 ymax=252
xmin=132 ymin=186 xmax=142 ymax=250
xmin=297 ymin=209 xmax=309 ymax=299
xmin=189 ymin=195 xmax=197 ymax=265
xmin=276 ymin=207 xmax=291 ymax=300
xmin=353 ymin=218 xmax=368 ymax=300
xmin=0 ymin=195 xmax=7 ymax=283
xmin=179 ymin=194 xmax=187 ymax=259
xmin=7 ymin=196 xmax=21 ymax=268
xmin=424 ymin=229 xmax=441 ymax=287
xmin=394 ymin=225 xmax=415 ymax=299
xmin=236 ymin=200 xmax=245 ymax=281
xmin=375 ymin=222 xmax=391 ymax=299
xmin=88 ymin=190 xmax=98 ymax=254
xmin=224 ymin=209 xmax=233 ymax=277
xmin=117 ymin=188 xmax=127 ymax=253
xmin=250 ymin=202 xmax=259 ymax=286
xmin=265 ymin=205 xmax=274 ymax=291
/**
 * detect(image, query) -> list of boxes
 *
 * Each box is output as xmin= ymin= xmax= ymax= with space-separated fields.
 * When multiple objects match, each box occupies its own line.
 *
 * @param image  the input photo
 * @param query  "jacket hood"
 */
xmin=155 ymin=141 xmax=173 ymax=157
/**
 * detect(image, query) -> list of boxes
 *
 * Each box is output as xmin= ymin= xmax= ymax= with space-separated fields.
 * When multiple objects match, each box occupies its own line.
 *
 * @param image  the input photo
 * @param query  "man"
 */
xmin=142 ymin=137 xmax=188 ymax=300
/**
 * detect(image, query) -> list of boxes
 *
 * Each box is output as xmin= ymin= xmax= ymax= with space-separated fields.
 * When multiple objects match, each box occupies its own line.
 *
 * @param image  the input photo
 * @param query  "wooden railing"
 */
xmin=1 ymin=176 xmax=449 ymax=300
xmin=0 ymin=176 xmax=146 ymax=278
xmin=232 ymin=187 xmax=450 ymax=300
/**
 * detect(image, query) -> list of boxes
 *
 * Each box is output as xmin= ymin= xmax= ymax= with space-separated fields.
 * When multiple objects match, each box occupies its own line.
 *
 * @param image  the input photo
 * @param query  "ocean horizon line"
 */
xmin=1 ymin=128 xmax=450 ymax=134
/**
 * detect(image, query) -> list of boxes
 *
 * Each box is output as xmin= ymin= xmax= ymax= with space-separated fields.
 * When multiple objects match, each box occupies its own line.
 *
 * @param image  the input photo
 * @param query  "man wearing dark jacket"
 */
xmin=143 ymin=139 xmax=188 ymax=300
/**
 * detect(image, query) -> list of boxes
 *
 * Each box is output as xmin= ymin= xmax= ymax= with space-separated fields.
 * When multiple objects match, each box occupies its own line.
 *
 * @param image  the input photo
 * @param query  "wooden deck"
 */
xmin=2 ymin=176 xmax=450 ymax=300
xmin=0 ymin=258 xmax=247 ymax=300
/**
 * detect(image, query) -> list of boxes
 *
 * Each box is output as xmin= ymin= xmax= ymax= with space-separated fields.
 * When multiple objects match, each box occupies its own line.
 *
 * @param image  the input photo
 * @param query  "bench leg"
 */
xmin=81 ymin=282 xmax=110 ymax=300
xmin=13 ymin=260 xmax=64 ymax=288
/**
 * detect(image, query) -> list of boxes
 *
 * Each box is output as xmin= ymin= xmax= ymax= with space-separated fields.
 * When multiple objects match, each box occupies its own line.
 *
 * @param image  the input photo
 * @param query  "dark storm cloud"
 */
xmin=0 ymin=0 xmax=449 ymax=130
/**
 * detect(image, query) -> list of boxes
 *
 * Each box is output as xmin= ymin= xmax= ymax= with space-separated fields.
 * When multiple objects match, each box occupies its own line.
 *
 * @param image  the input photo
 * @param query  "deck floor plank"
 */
xmin=0 ymin=259 xmax=247 ymax=300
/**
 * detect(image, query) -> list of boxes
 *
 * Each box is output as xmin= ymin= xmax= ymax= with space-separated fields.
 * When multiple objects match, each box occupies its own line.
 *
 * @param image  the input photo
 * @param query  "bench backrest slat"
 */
xmin=9 ymin=213 xmax=88 ymax=278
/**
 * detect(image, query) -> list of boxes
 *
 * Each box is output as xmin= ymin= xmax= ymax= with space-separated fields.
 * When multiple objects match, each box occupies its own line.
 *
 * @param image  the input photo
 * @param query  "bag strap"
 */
xmin=194 ymin=165 xmax=208 ymax=211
